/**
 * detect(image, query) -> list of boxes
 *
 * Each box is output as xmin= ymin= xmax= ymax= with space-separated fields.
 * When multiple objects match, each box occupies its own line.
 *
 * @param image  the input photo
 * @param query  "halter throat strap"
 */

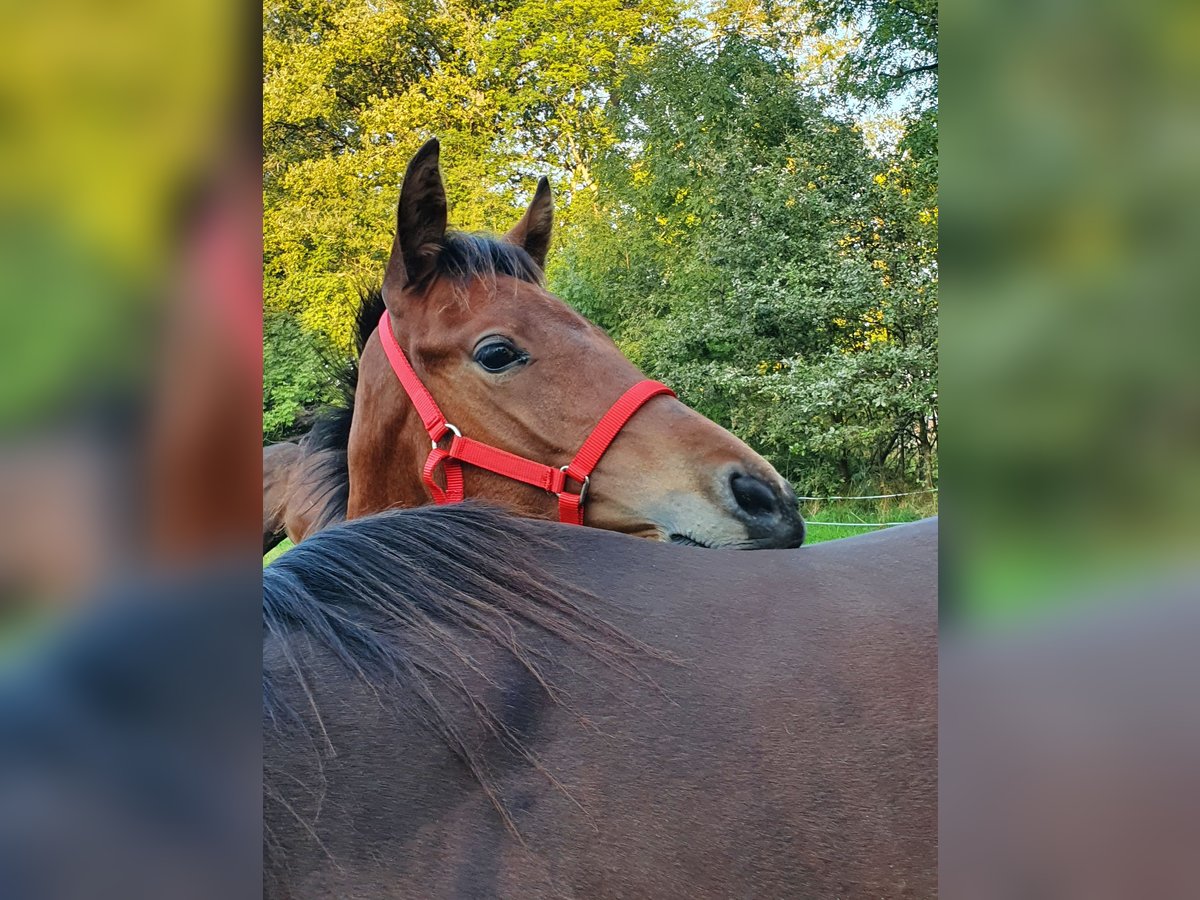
xmin=378 ymin=310 xmax=674 ymax=525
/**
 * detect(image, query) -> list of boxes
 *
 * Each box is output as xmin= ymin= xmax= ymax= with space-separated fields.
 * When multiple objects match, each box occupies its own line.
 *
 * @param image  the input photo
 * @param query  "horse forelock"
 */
xmin=432 ymin=232 xmax=543 ymax=287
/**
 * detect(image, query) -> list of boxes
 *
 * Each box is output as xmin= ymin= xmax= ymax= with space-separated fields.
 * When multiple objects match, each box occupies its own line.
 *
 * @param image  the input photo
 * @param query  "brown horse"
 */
xmin=266 ymin=139 xmax=804 ymax=551
xmin=263 ymin=392 xmax=357 ymax=554
xmin=262 ymin=441 xmax=301 ymax=553
xmin=263 ymin=504 xmax=937 ymax=898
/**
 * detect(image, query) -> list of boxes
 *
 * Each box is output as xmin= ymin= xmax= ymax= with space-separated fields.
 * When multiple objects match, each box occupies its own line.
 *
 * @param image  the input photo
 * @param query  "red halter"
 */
xmin=379 ymin=311 xmax=675 ymax=525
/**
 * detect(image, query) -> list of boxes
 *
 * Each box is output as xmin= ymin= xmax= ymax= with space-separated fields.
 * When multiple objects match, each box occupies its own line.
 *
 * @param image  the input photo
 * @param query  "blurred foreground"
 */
xmin=943 ymin=0 xmax=1200 ymax=624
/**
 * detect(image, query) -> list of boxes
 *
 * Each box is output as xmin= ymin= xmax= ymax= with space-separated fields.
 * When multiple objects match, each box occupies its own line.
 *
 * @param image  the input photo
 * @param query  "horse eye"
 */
xmin=473 ymin=340 xmax=526 ymax=373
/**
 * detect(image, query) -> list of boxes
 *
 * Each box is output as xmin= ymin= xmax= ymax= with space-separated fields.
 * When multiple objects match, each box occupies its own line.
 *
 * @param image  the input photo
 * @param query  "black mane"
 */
xmin=263 ymin=504 xmax=653 ymax=831
xmin=295 ymin=232 xmax=540 ymax=532
xmin=288 ymin=287 xmax=382 ymax=533
xmin=353 ymin=285 xmax=388 ymax=356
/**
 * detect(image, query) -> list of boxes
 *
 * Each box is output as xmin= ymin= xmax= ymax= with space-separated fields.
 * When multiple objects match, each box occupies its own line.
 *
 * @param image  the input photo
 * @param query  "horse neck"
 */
xmin=345 ymin=335 xmax=432 ymax=519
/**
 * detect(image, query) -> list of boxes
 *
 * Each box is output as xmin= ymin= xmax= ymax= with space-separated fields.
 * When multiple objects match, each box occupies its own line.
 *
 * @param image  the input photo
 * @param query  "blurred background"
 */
xmin=939 ymin=0 xmax=1199 ymax=894
xmin=944 ymin=0 xmax=1199 ymax=622
xmin=0 ymin=0 xmax=261 ymax=639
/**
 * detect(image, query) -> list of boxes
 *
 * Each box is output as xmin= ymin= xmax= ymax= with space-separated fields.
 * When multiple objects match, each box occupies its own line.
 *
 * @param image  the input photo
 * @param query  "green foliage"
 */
xmin=263 ymin=312 xmax=343 ymax=442
xmin=264 ymin=0 xmax=683 ymax=351
xmin=263 ymin=0 xmax=938 ymax=497
xmin=803 ymin=0 xmax=937 ymax=113
xmin=556 ymin=36 xmax=937 ymax=494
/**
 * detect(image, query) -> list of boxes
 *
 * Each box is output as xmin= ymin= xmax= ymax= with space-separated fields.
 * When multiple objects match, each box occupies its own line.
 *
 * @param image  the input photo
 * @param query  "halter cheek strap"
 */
xmin=379 ymin=311 xmax=675 ymax=525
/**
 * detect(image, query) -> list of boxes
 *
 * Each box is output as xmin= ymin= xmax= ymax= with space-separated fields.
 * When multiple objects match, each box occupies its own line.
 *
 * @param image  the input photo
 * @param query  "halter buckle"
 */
xmin=432 ymin=422 xmax=462 ymax=449
xmin=559 ymin=466 xmax=590 ymax=506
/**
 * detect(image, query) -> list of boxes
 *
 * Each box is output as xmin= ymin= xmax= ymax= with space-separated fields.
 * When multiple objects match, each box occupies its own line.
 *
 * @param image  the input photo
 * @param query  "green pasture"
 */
xmin=796 ymin=496 xmax=936 ymax=542
xmin=264 ymin=539 xmax=294 ymax=566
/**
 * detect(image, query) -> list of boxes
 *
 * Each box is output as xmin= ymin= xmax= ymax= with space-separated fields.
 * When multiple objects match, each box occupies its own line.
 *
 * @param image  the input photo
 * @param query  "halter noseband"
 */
xmin=379 ymin=311 xmax=675 ymax=525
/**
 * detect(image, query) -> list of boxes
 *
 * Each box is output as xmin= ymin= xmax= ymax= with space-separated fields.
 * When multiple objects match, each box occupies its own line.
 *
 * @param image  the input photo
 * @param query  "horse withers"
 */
xmin=266 ymin=138 xmax=804 ymax=551
xmin=263 ymin=505 xmax=937 ymax=898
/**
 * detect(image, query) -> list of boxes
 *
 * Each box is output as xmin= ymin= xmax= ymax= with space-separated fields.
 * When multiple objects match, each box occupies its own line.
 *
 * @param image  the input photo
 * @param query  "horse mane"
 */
xmin=263 ymin=503 xmax=655 ymax=834
xmin=287 ymin=287 xmax=380 ymax=533
xmin=295 ymin=232 xmax=541 ymax=532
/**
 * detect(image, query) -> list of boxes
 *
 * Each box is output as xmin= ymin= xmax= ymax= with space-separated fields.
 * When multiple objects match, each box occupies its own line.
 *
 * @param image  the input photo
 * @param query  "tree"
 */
xmin=262 ymin=1 xmax=938 ymax=496
xmin=263 ymin=312 xmax=343 ymax=442
xmin=802 ymin=0 xmax=937 ymax=113
xmin=263 ymin=0 xmax=683 ymax=349
xmin=556 ymin=36 xmax=936 ymax=493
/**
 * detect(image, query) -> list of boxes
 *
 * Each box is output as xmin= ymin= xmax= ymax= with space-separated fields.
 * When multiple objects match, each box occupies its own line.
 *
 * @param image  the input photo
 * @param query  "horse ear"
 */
xmin=505 ymin=177 xmax=553 ymax=270
xmin=383 ymin=138 xmax=447 ymax=305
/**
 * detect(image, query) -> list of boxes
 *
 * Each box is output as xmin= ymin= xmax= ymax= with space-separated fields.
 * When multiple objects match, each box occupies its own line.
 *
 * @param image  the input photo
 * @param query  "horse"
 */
xmin=263 ymin=504 xmax=937 ymax=898
xmin=264 ymin=138 xmax=805 ymax=552
xmin=262 ymin=441 xmax=301 ymax=553
xmin=262 ymin=395 xmax=357 ymax=556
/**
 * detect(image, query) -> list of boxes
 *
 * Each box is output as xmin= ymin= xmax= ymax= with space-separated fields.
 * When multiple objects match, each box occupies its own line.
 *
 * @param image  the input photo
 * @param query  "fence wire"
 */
xmin=799 ymin=487 xmax=937 ymax=528
xmin=796 ymin=488 xmax=938 ymax=501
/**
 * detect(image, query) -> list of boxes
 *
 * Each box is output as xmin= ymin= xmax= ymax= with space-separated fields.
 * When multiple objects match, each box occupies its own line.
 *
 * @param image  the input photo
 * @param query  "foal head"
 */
xmin=348 ymin=139 xmax=804 ymax=549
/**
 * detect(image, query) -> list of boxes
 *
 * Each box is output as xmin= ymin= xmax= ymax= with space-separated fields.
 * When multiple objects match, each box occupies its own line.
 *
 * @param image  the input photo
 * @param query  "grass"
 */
xmin=264 ymin=538 xmax=294 ymax=566
xmin=800 ymin=495 xmax=937 ymax=544
xmin=263 ymin=495 xmax=936 ymax=563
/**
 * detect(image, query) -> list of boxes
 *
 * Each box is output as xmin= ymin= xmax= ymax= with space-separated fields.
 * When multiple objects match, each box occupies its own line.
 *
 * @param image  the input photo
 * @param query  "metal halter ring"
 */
xmin=560 ymin=466 xmax=590 ymax=506
xmin=433 ymin=422 xmax=462 ymax=449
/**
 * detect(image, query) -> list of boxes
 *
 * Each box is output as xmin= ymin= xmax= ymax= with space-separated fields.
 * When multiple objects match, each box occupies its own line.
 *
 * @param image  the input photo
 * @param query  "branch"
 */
xmin=882 ymin=0 xmax=938 ymax=25
xmin=886 ymin=62 xmax=938 ymax=82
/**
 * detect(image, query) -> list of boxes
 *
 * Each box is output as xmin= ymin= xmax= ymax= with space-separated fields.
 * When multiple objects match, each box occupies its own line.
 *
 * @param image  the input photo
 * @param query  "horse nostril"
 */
xmin=730 ymin=472 xmax=781 ymax=520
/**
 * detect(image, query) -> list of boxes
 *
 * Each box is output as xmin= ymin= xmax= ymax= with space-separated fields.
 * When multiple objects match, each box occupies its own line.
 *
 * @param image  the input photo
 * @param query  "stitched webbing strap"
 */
xmin=557 ymin=380 xmax=675 ymax=524
xmin=378 ymin=310 xmax=675 ymax=524
xmin=379 ymin=312 xmax=453 ymax=441
xmin=446 ymin=435 xmax=565 ymax=494
xmin=421 ymin=447 xmax=464 ymax=504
